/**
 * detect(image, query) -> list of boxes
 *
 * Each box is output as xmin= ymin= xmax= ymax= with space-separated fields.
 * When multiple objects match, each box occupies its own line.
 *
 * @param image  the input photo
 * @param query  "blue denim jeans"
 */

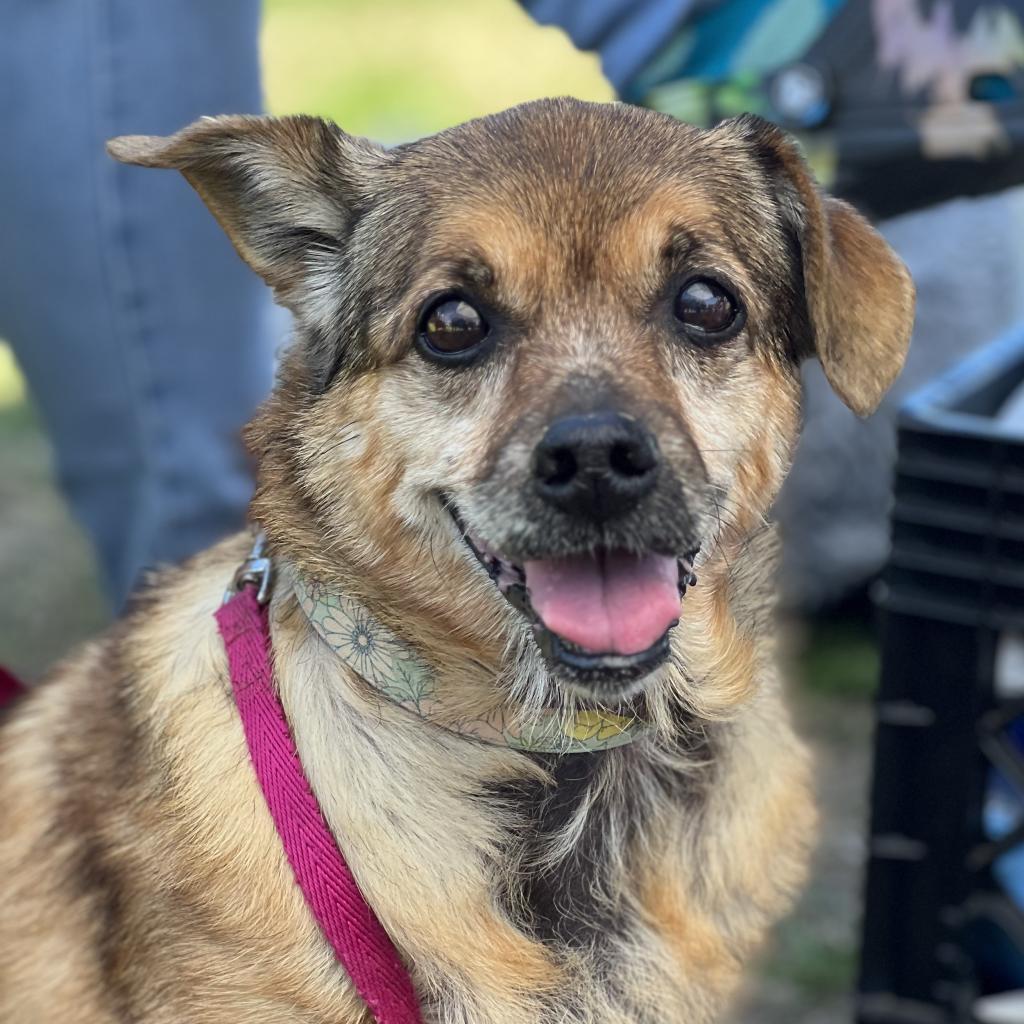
xmin=0 ymin=1 xmax=278 ymax=607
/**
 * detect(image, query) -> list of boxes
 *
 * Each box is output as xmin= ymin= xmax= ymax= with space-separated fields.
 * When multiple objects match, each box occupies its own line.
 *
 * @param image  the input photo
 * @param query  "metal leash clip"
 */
xmin=223 ymin=531 xmax=273 ymax=606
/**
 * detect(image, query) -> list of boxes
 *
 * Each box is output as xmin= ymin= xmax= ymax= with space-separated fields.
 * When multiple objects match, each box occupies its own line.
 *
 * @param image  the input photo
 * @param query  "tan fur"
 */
xmin=1 ymin=99 xmax=912 ymax=1023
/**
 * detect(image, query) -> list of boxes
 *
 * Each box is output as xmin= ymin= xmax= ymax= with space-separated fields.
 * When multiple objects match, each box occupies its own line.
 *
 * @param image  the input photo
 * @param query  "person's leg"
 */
xmin=776 ymin=186 xmax=1024 ymax=609
xmin=0 ymin=0 xmax=279 ymax=606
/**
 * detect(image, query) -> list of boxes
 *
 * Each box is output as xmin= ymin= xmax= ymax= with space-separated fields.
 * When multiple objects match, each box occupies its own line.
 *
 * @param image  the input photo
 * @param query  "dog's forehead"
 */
xmin=412 ymin=101 xmax=710 ymax=216
xmin=391 ymin=100 xmax=771 ymax=290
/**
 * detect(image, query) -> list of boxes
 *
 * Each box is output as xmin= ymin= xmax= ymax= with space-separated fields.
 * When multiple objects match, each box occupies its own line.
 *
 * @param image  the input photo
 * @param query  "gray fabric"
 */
xmin=776 ymin=185 xmax=1024 ymax=609
xmin=0 ymin=0 xmax=278 ymax=607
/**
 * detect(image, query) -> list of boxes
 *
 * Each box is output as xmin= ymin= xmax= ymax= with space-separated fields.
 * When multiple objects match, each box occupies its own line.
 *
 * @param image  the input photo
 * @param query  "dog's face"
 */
xmin=110 ymin=100 xmax=913 ymax=704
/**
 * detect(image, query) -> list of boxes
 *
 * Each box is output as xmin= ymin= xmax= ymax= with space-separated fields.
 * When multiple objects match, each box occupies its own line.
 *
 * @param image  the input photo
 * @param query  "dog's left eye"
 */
xmin=418 ymin=297 xmax=489 ymax=359
xmin=674 ymin=279 xmax=741 ymax=338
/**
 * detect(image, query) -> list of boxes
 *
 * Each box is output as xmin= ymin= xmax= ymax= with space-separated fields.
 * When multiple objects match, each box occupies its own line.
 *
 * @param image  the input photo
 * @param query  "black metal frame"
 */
xmin=857 ymin=330 xmax=1024 ymax=1023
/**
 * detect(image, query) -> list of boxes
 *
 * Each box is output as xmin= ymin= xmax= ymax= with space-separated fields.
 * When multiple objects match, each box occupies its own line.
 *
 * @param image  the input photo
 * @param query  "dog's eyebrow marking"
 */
xmin=660 ymin=227 xmax=702 ymax=268
xmin=443 ymin=255 xmax=495 ymax=290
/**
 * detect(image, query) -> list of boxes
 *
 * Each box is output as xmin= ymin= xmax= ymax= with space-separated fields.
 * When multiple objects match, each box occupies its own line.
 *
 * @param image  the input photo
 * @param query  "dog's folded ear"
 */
xmin=107 ymin=115 xmax=386 ymax=309
xmin=714 ymin=115 xmax=915 ymax=417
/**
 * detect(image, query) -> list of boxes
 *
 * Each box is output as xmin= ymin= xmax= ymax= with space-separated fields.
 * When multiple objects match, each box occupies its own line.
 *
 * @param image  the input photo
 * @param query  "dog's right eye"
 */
xmin=417 ymin=296 xmax=490 ymax=361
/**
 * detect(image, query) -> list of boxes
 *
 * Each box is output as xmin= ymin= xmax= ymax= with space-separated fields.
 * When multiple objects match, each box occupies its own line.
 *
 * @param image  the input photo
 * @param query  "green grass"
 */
xmin=262 ymin=0 xmax=613 ymax=138
xmin=0 ymin=385 xmax=110 ymax=680
xmin=798 ymin=620 xmax=880 ymax=701
xmin=763 ymin=928 xmax=859 ymax=999
xmin=0 ymin=399 xmax=36 ymax=437
xmin=0 ymin=343 xmax=25 ymax=410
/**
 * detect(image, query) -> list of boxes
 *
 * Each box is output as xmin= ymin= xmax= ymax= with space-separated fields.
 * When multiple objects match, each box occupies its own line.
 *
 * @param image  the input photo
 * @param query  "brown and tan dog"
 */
xmin=0 ymin=99 xmax=913 ymax=1023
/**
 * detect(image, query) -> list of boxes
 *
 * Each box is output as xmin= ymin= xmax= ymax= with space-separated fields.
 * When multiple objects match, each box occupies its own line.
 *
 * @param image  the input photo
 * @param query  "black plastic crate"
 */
xmin=857 ymin=330 xmax=1024 ymax=1024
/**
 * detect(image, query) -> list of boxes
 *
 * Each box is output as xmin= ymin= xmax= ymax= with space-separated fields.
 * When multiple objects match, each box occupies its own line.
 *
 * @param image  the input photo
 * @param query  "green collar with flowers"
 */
xmin=293 ymin=576 xmax=649 ymax=754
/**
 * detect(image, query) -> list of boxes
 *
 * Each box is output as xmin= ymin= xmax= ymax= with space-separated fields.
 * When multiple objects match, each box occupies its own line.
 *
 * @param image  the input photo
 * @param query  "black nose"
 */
xmin=533 ymin=412 xmax=660 ymax=521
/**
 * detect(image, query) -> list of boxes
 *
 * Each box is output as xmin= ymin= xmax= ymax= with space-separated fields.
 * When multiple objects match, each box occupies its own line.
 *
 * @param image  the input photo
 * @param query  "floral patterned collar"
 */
xmin=293 ymin=576 xmax=650 ymax=754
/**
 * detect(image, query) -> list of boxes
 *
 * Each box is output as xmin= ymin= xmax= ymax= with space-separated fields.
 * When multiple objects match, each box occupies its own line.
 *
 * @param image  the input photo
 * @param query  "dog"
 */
xmin=0 ymin=98 xmax=913 ymax=1023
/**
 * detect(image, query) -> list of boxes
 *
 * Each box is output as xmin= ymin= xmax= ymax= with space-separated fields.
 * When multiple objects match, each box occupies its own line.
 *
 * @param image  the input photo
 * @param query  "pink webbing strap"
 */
xmin=215 ymin=587 xmax=422 ymax=1024
xmin=0 ymin=666 xmax=25 ymax=709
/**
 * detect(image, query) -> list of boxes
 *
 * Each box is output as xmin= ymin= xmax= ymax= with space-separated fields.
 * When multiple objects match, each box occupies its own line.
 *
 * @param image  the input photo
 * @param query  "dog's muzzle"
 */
xmin=446 ymin=409 xmax=703 ymax=697
xmin=447 ymin=501 xmax=699 ymax=699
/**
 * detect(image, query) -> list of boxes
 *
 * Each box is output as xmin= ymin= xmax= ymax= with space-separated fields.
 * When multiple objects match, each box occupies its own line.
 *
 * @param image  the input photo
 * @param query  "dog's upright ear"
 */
xmin=108 ymin=115 xmax=386 ymax=310
xmin=714 ymin=115 xmax=915 ymax=417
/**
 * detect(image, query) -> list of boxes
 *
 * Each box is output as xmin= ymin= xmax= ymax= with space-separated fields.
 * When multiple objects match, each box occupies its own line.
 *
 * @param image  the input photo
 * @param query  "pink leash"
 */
xmin=216 ymin=585 xmax=422 ymax=1024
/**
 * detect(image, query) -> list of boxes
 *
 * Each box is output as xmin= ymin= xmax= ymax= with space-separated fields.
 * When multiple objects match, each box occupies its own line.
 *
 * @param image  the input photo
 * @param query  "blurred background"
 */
xmin=4 ymin=2 xmax=1024 ymax=1022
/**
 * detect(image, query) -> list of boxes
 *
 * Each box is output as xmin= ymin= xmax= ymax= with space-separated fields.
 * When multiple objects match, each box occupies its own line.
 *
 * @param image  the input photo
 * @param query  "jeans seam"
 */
xmin=89 ymin=0 xmax=168 ymax=596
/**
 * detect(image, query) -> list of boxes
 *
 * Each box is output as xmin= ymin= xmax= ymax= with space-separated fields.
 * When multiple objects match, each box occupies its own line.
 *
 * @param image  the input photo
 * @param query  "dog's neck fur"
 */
xmin=290 ymin=571 xmax=652 ymax=754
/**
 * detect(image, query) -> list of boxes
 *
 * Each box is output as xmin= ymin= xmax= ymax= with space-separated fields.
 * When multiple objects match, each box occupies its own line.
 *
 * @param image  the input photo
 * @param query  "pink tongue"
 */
xmin=523 ymin=552 xmax=680 ymax=656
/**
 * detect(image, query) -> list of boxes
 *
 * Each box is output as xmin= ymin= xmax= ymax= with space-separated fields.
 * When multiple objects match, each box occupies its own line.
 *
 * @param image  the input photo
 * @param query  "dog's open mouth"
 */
xmin=447 ymin=503 xmax=697 ymax=692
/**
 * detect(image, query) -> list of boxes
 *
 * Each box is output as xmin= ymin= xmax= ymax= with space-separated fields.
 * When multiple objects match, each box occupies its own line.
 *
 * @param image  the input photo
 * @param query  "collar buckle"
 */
xmin=224 ymin=532 xmax=273 ymax=605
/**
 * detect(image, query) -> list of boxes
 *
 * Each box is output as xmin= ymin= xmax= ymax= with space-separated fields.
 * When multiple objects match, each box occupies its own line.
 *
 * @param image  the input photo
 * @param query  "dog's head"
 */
xmin=110 ymin=100 xmax=913 ymax=707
